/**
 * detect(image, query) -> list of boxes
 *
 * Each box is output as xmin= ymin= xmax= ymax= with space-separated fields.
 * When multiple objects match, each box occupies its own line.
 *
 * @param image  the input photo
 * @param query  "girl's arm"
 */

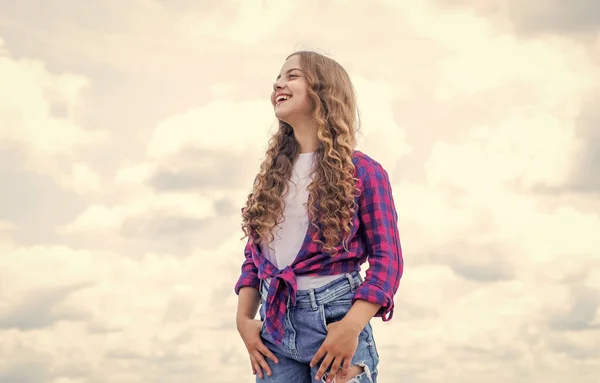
xmin=340 ymin=300 xmax=381 ymax=334
xmin=236 ymin=286 xmax=261 ymax=325
xmin=351 ymin=159 xmax=403 ymax=321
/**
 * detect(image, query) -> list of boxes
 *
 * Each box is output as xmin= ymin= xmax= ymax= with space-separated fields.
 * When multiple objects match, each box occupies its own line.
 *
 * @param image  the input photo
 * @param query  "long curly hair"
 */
xmin=241 ymin=51 xmax=360 ymax=255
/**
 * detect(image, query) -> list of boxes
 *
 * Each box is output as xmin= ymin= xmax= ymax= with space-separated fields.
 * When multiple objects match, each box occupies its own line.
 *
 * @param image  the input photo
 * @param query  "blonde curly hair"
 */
xmin=242 ymin=51 xmax=361 ymax=255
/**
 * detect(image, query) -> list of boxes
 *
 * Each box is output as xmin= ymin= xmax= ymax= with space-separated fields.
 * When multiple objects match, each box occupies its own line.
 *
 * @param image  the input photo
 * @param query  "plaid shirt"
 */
xmin=234 ymin=150 xmax=403 ymax=345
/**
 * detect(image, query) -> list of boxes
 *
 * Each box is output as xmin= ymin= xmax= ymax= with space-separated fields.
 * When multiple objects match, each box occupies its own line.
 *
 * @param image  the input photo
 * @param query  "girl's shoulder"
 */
xmin=352 ymin=150 xmax=388 ymax=178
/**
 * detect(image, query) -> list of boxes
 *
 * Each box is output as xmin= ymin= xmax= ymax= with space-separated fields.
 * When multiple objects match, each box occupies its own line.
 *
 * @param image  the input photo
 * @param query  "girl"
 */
xmin=234 ymin=51 xmax=403 ymax=383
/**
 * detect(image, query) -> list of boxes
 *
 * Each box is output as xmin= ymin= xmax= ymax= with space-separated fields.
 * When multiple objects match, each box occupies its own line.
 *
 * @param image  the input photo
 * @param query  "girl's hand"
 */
xmin=310 ymin=320 xmax=361 ymax=382
xmin=237 ymin=318 xmax=279 ymax=379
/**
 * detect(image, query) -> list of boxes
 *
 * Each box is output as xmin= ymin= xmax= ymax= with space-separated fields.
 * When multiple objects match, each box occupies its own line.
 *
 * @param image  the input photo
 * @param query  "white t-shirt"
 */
xmin=261 ymin=152 xmax=343 ymax=290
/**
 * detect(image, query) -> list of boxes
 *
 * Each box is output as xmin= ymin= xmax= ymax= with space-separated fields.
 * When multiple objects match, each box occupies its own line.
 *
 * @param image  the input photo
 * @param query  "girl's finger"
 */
xmin=326 ymin=357 xmax=342 ymax=382
xmin=253 ymin=350 xmax=273 ymax=377
xmin=339 ymin=358 xmax=350 ymax=380
xmin=257 ymin=343 xmax=279 ymax=364
xmin=250 ymin=354 xmax=263 ymax=379
xmin=250 ymin=357 xmax=256 ymax=375
xmin=315 ymin=353 xmax=334 ymax=381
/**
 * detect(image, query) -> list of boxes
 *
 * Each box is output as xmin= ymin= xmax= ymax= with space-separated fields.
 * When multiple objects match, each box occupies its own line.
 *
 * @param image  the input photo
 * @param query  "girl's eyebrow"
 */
xmin=276 ymin=68 xmax=301 ymax=80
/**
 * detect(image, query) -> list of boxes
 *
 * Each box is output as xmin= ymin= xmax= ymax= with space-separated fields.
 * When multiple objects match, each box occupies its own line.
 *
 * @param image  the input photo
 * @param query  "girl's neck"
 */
xmin=291 ymin=119 xmax=319 ymax=154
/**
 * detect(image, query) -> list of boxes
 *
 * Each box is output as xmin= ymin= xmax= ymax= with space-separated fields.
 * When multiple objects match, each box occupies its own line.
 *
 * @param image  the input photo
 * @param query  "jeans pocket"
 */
xmin=323 ymin=301 xmax=353 ymax=330
xmin=322 ymin=290 xmax=354 ymax=327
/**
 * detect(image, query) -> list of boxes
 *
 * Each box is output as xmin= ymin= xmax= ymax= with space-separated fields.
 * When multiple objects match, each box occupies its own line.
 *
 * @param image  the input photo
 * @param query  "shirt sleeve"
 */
xmin=234 ymin=235 xmax=261 ymax=294
xmin=353 ymin=161 xmax=404 ymax=321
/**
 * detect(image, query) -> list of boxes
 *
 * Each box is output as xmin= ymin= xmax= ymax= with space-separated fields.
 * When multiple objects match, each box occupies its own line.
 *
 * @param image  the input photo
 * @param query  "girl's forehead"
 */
xmin=276 ymin=56 xmax=303 ymax=79
xmin=280 ymin=55 xmax=300 ymax=70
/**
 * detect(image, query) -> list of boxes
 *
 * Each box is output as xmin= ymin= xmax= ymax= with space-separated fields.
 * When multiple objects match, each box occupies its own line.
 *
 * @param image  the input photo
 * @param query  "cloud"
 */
xmin=375 ymin=5 xmax=600 ymax=380
xmin=353 ymin=75 xmax=413 ymax=173
xmin=54 ymin=163 xmax=103 ymax=195
xmin=1 ymin=0 xmax=600 ymax=382
xmin=0 ymin=39 xmax=101 ymax=152
xmin=0 ymin=283 xmax=92 ymax=330
xmin=146 ymin=100 xmax=273 ymax=160
xmin=510 ymin=0 xmax=600 ymax=36
xmin=565 ymin=91 xmax=600 ymax=193
xmin=0 ymin=220 xmax=15 ymax=246
xmin=57 ymin=192 xmax=218 ymax=234
xmin=549 ymin=284 xmax=600 ymax=332
xmin=148 ymin=149 xmax=255 ymax=192
xmin=0 ymin=242 xmax=246 ymax=382
xmin=0 ymin=347 xmax=54 ymax=383
xmin=425 ymin=113 xmax=577 ymax=192
xmin=57 ymin=98 xmax=275 ymax=253
xmin=434 ymin=0 xmax=600 ymax=37
xmin=183 ymin=0 xmax=302 ymax=44
xmin=60 ymin=70 xmax=412 ymax=255
xmin=0 ymin=37 xmax=107 ymax=195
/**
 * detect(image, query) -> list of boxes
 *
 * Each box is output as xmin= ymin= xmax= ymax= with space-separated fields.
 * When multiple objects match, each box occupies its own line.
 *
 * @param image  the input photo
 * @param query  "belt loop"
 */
xmin=308 ymin=289 xmax=318 ymax=311
xmin=346 ymin=273 xmax=356 ymax=292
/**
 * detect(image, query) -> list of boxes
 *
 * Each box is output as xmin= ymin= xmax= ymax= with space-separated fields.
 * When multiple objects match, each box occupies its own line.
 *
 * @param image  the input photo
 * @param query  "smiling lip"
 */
xmin=275 ymin=94 xmax=292 ymax=105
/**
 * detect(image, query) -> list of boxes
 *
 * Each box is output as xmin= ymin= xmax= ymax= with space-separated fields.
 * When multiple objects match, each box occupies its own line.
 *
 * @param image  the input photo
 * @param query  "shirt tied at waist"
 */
xmin=259 ymin=265 xmax=297 ymax=345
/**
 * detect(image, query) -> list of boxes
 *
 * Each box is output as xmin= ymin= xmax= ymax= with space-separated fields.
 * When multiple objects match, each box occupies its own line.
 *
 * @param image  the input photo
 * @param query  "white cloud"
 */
xmin=385 ymin=0 xmax=598 ymax=101
xmin=57 ymin=192 xmax=217 ymax=235
xmin=353 ymin=75 xmax=413 ymax=173
xmin=54 ymin=162 xmax=103 ymax=195
xmin=0 ymin=37 xmax=107 ymax=195
xmin=0 ymin=242 xmax=245 ymax=382
xmin=146 ymin=100 xmax=274 ymax=160
xmin=60 ymin=97 xmax=282 ymax=238
xmin=183 ymin=0 xmax=301 ymax=44
xmin=0 ymin=41 xmax=103 ymax=153
xmin=0 ymin=220 xmax=14 ymax=232
xmin=425 ymin=113 xmax=577 ymax=193
xmin=113 ymin=161 xmax=155 ymax=194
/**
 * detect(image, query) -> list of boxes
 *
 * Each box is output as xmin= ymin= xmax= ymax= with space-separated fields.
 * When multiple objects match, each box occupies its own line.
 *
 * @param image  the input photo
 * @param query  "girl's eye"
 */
xmin=289 ymin=74 xmax=297 ymax=79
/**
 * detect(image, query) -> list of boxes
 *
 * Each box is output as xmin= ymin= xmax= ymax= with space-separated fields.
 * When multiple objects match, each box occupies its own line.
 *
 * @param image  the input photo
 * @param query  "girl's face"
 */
xmin=271 ymin=55 xmax=314 ymax=125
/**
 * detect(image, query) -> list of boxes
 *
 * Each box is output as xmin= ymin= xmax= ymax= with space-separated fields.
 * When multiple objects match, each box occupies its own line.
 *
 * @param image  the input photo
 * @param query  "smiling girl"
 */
xmin=234 ymin=51 xmax=403 ymax=383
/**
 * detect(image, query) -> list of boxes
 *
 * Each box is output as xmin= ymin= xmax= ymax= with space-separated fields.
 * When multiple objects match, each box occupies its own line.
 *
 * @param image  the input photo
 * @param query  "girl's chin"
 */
xmin=274 ymin=107 xmax=293 ymax=120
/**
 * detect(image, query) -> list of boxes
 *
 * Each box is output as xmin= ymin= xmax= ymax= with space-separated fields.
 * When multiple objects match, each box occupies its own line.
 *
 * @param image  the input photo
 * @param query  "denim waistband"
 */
xmin=260 ymin=271 xmax=363 ymax=310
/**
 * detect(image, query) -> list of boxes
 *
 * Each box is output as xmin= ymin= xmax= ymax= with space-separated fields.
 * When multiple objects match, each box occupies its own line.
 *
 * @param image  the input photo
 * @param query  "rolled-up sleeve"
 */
xmin=353 ymin=160 xmax=403 ymax=320
xmin=234 ymin=236 xmax=261 ymax=294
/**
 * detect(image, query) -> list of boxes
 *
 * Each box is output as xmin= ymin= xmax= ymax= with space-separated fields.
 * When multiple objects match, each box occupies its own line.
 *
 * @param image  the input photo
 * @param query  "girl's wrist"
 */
xmin=236 ymin=314 xmax=253 ymax=324
xmin=236 ymin=314 xmax=257 ymax=332
xmin=342 ymin=299 xmax=381 ymax=334
xmin=340 ymin=316 xmax=365 ymax=335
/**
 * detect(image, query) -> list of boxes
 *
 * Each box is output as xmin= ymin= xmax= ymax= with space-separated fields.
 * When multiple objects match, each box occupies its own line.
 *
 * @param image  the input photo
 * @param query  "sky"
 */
xmin=0 ymin=0 xmax=599 ymax=382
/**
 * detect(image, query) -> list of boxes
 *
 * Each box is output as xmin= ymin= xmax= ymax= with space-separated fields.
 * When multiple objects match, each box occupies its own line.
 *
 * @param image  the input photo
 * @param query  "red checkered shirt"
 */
xmin=235 ymin=150 xmax=404 ymax=345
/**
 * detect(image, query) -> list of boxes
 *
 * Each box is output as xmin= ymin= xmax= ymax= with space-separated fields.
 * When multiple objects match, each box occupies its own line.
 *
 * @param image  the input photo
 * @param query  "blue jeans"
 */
xmin=257 ymin=272 xmax=379 ymax=382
